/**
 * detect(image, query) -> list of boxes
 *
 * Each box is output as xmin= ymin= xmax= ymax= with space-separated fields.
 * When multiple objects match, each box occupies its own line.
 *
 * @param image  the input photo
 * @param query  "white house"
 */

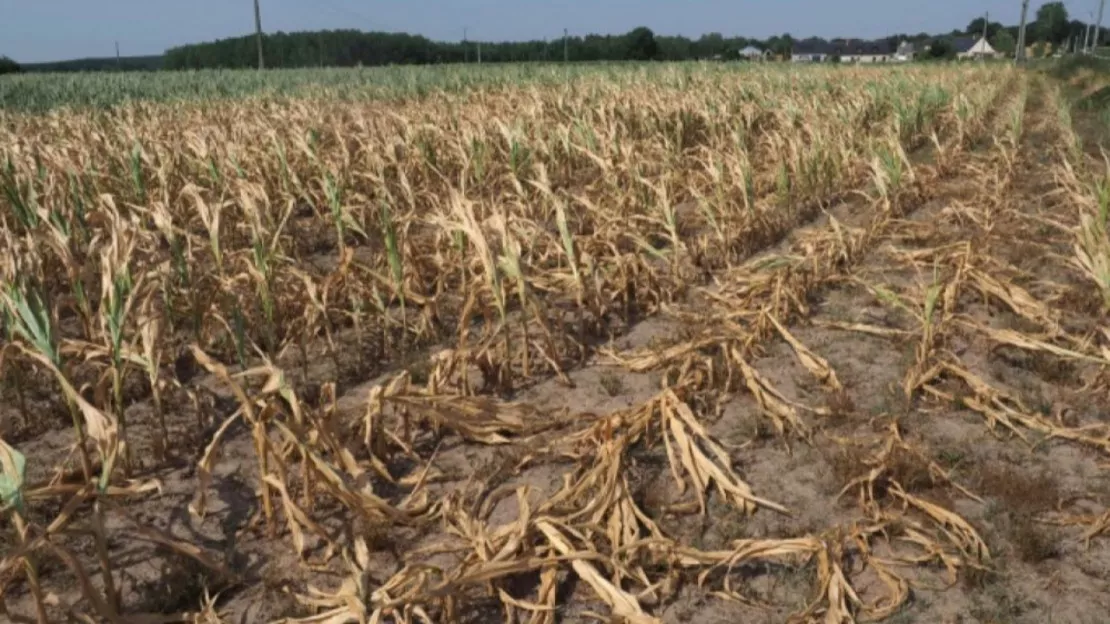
xmin=791 ymin=39 xmax=832 ymax=62
xmin=739 ymin=45 xmax=769 ymax=61
xmin=895 ymin=41 xmax=916 ymax=61
xmin=956 ymin=36 xmax=1000 ymax=59
xmin=840 ymin=40 xmax=895 ymax=63
xmin=791 ymin=38 xmax=914 ymax=64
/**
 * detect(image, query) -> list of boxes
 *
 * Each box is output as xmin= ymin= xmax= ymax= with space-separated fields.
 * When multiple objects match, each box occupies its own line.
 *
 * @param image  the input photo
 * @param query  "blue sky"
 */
xmin=0 ymin=0 xmax=1090 ymax=63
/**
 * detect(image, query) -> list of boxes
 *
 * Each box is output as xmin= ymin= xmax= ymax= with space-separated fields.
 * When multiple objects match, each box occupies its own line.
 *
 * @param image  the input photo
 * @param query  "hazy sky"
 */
xmin=0 ymin=0 xmax=1091 ymax=63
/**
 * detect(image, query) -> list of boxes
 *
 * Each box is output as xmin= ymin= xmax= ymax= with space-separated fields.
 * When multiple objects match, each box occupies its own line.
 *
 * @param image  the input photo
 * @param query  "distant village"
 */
xmin=792 ymin=35 xmax=999 ymax=62
xmin=735 ymin=35 xmax=1002 ymax=63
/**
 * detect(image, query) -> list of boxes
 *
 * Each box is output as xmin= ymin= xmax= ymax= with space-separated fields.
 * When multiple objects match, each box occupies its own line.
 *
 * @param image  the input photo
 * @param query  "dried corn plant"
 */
xmin=0 ymin=64 xmax=1028 ymax=623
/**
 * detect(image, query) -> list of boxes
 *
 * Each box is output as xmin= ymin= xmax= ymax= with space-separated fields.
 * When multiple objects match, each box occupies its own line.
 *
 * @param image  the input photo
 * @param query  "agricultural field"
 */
xmin=0 ymin=63 xmax=704 ymax=113
xmin=1 ymin=62 xmax=1109 ymax=623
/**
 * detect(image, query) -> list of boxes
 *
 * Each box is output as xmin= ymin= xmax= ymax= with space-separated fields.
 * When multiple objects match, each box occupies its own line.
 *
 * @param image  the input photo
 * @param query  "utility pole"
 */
xmin=1092 ymin=11 xmax=1099 ymax=52
xmin=1085 ymin=16 xmax=1093 ymax=53
xmin=564 ymin=28 xmax=569 ymax=63
xmin=979 ymin=11 xmax=989 ymax=62
xmin=1016 ymin=0 xmax=1030 ymax=63
xmin=478 ymin=40 xmax=482 ymax=64
xmin=1097 ymin=0 xmax=1107 ymax=53
xmin=464 ymin=27 xmax=469 ymax=63
xmin=253 ymin=0 xmax=265 ymax=69
xmin=115 ymin=41 xmax=121 ymax=70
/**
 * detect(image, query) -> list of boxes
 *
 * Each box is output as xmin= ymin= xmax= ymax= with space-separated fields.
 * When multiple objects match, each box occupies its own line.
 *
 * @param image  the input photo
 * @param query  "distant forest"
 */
xmin=17 ymin=55 xmax=163 ymax=73
xmin=164 ymin=27 xmax=671 ymax=68
xmin=1 ymin=1 xmax=1106 ymax=73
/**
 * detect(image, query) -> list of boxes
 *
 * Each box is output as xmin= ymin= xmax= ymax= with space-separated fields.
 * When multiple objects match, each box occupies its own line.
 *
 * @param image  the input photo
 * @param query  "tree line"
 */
xmin=2 ymin=1 xmax=1105 ymax=73
xmin=162 ymin=27 xmax=669 ymax=69
xmin=0 ymin=56 xmax=21 ymax=74
xmin=12 ymin=55 xmax=163 ymax=73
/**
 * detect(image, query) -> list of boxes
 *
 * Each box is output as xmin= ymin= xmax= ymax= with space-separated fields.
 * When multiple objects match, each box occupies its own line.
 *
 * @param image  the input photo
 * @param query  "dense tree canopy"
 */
xmin=966 ymin=18 xmax=1004 ymax=39
xmin=925 ymin=39 xmax=956 ymax=59
xmin=993 ymin=30 xmax=1017 ymax=55
xmin=625 ymin=27 xmax=659 ymax=61
xmin=1034 ymin=2 xmax=1070 ymax=44
xmin=767 ymin=34 xmax=795 ymax=57
xmin=0 ymin=56 xmax=21 ymax=75
xmin=164 ymin=28 xmax=680 ymax=69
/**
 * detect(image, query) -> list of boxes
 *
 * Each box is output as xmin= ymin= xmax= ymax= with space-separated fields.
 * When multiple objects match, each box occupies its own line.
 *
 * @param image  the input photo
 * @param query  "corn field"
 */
xmin=2 ymin=63 xmax=1109 ymax=623
xmin=7 ymin=63 xmax=761 ymax=113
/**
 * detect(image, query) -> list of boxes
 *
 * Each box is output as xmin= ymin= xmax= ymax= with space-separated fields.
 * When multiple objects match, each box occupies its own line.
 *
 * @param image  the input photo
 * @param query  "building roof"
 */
xmin=795 ymin=38 xmax=897 ymax=57
xmin=792 ymin=38 xmax=936 ymax=58
xmin=952 ymin=35 xmax=997 ymax=55
xmin=952 ymin=37 xmax=978 ymax=53
xmin=967 ymin=37 xmax=997 ymax=55
xmin=739 ymin=45 xmax=765 ymax=56
xmin=843 ymin=40 xmax=894 ymax=56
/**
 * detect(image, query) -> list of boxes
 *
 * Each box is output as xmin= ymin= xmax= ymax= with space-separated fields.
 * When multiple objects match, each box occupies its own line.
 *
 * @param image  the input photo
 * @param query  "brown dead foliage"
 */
xmin=9 ymin=63 xmax=1110 ymax=624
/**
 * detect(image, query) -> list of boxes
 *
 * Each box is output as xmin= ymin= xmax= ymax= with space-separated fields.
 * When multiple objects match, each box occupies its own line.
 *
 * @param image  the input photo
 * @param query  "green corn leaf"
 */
xmin=0 ymin=440 xmax=26 ymax=513
xmin=2 ymin=283 xmax=58 ymax=366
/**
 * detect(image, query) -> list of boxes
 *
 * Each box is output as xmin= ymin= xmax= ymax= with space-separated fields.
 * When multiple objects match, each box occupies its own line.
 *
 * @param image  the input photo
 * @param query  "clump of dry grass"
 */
xmin=976 ymin=464 xmax=1061 ymax=516
xmin=598 ymin=369 xmax=626 ymax=397
xmin=1007 ymin=514 xmax=1061 ymax=563
xmin=972 ymin=463 xmax=1063 ymax=563
xmin=824 ymin=389 xmax=857 ymax=420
